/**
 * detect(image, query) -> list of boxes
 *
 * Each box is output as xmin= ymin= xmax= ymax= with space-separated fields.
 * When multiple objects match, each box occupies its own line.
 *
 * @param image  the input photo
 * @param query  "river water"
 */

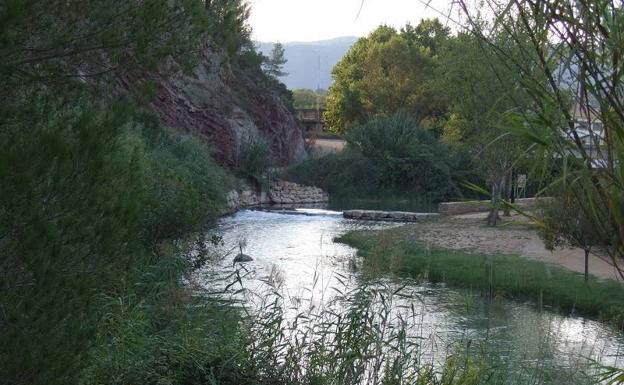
xmin=201 ymin=208 xmax=624 ymax=383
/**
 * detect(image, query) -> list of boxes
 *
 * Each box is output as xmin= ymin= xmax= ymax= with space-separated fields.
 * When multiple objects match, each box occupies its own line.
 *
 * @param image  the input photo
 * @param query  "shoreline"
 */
xmin=395 ymin=211 xmax=621 ymax=281
xmin=338 ymin=213 xmax=624 ymax=328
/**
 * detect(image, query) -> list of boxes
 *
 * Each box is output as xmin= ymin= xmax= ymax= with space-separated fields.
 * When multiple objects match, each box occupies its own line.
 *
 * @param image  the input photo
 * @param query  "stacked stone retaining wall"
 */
xmin=269 ymin=180 xmax=328 ymax=204
xmin=225 ymin=180 xmax=328 ymax=212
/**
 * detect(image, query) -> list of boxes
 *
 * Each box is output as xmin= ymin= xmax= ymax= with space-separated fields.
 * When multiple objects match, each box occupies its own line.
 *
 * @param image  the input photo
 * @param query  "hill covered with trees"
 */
xmin=257 ymin=36 xmax=358 ymax=89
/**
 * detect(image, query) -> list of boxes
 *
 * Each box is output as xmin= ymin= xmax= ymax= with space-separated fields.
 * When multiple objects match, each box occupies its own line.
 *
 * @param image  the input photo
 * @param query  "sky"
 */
xmin=248 ymin=0 xmax=456 ymax=43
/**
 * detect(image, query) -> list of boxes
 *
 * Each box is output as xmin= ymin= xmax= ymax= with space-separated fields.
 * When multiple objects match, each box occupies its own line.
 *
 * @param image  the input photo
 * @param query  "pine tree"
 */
xmin=263 ymin=42 xmax=288 ymax=78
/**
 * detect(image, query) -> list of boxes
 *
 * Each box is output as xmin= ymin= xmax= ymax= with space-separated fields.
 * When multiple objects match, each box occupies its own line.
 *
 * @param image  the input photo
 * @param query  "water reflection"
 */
xmin=200 ymin=209 xmax=624 ymax=382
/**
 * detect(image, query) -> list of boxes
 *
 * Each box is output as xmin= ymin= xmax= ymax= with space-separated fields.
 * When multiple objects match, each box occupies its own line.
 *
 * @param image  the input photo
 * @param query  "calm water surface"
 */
xmin=201 ymin=208 xmax=624 ymax=382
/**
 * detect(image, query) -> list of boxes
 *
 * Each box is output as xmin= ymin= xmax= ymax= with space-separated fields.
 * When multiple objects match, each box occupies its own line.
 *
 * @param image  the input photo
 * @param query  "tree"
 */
xmin=401 ymin=18 xmax=450 ymax=57
xmin=0 ymin=1 xmax=249 ymax=383
xmin=539 ymin=188 xmax=609 ymax=283
xmin=457 ymin=0 xmax=624 ymax=278
xmin=435 ymin=32 xmax=535 ymax=226
xmin=263 ymin=41 xmax=288 ymax=78
xmin=324 ymin=20 xmax=448 ymax=133
xmin=292 ymin=88 xmax=327 ymax=109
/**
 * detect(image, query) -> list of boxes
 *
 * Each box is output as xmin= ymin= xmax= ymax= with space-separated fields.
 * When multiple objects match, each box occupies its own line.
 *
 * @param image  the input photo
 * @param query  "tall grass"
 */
xmin=79 ymin=234 xmax=613 ymax=385
xmin=339 ymin=230 xmax=624 ymax=329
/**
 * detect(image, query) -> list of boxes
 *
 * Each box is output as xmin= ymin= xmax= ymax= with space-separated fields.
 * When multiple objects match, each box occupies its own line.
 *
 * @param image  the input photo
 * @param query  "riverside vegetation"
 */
xmin=287 ymin=113 xmax=482 ymax=211
xmin=339 ymin=229 xmax=624 ymax=329
xmin=0 ymin=1 xmax=496 ymax=384
xmin=2 ymin=1 xmax=624 ymax=385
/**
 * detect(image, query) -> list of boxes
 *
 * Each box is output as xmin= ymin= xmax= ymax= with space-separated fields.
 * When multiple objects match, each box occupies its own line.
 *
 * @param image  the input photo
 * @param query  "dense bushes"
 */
xmin=236 ymin=133 xmax=272 ymax=181
xmin=287 ymin=113 xmax=469 ymax=207
xmin=0 ymin=95 xmax=147 ymax=385
xmin=138 ymin=112 xmax=231 ymax=244
xmin=0 ymin=92 xmax=232 ymax=385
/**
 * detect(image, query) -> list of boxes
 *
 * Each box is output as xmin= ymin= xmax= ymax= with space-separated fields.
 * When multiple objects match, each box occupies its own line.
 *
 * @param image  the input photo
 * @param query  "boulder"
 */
xmin=233 ymin=253 xmax=253 ymax=263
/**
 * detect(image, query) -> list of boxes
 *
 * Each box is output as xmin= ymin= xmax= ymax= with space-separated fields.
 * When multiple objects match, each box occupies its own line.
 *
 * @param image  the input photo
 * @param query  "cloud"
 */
xmin=249 ymin=0 xmax=452 ymax=42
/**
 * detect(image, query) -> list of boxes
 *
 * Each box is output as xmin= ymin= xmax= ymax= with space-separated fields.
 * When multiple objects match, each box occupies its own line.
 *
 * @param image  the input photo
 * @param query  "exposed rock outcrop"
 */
xmin=120 ymin=46 xmax=306 ymax=168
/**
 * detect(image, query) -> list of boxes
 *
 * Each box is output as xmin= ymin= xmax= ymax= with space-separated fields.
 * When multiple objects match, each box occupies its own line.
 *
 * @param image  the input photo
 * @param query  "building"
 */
xmin=570 ymin=101 xmax=607 ymax=165
xmin=295 ymin=108 xmax=326 ymax=136
xmin=573 ymin=103 xmax=604 ymax=150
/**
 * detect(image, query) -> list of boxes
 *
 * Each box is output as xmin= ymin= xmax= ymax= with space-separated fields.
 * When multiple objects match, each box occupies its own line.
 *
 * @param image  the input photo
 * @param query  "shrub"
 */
xmin=0 ymin=96 xmax=147 ymax=385
xmin=288 ymin=113 xmax=462 ymax=205
xmin=138 ymin=114 xmax=232 ymax=244
xmin=0 ymin=96 xmax=232 ymax=385
xmin=237 ymin=132 xmax=272 ymax=184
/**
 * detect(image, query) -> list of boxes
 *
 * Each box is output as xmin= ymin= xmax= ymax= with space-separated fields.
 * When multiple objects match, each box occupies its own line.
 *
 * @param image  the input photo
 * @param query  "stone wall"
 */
xmin=269 ymin=180 xmax=328 ymax=204
xmin=438 ymin=198 xmax=541 ymax=216
xmin=225 ymin=180 xmax=328 ymax=213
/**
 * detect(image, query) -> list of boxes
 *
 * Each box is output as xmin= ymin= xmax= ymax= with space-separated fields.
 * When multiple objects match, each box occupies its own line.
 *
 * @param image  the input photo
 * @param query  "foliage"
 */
xmin=0 ymin=87 xmax=233 ymax=384
xmin=538 ymin=191 xmax=608 ymax=253
xmin=263 ymin=41 xmax=288 ymax=78
xmin=0 ymin=0 xmax=209 ymax=88
xmin=207 ymin=0 xmax=253 ymax=59
xmin=237 ymin=133 xmax=272 ymax=183
xmin=0 ymin=94 xmax=147 ymax=385
xmin=0 ymin=1 xmax=246 ymax=383
xmin=456 ymin=0 xmax=624 ymax=275
xmin=340 ymin=229 xmax=624 ymax=329
xmin=293 ymin=88 xmax=327 ymax=109
xmin=235 ymin=282 xmax=496 ymax=385
xmin=434 ymin=31 xmax=538 ymax=225
xmin=138 ymin=114 xmax=231 ymax=244
xmin=287 ymin=113 xmax=469 ymax=206
xmin=324 ymin=21 xmax=449 ymax=133
xmin=345 ymin=113 xmax=458 ymax=194
xmin=538 ymin=187 xmax=609 ymax=283
xmin=82 ymin=256 xmax=249 ymax=385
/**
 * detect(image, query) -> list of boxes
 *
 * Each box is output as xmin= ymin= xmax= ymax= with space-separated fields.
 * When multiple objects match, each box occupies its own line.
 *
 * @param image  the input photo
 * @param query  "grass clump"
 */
xmin=338 ymin=230 xmax=624 ymax=328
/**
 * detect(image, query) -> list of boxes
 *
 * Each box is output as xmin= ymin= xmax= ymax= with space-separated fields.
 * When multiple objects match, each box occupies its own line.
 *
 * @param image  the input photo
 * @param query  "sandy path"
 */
xmin=306 ymin=139 xmax=346 ymax=156
xmin=393 ymin=212 xmax=622 ymax=282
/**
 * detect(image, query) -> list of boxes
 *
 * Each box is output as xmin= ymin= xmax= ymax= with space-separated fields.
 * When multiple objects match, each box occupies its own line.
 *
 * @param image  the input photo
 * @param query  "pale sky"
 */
xmin=249 ymin=0 xmax=456 ymax=43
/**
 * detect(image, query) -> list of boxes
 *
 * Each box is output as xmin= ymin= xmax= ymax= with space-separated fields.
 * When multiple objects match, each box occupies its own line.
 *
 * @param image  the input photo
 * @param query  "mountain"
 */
xmin=257 ymin=36 xmax=358 ymax=90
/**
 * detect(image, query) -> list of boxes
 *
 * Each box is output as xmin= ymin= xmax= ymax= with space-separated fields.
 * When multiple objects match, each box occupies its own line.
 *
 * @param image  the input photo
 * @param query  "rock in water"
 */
xmin=233 ymin=253 xmax=253 ymax=263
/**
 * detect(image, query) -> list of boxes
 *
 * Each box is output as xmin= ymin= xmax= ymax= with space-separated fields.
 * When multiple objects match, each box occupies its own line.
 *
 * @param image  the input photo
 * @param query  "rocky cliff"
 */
xmin=121 ymin=46 xmax=306 ymax=168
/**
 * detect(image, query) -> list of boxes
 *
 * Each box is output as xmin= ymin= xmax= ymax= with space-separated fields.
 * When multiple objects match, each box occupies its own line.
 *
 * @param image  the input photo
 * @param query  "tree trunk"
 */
xmin=510 ymin=168 xmax=515 ymax=204
xmin=584 ymin=249 xmax=590 ymax=284
xmin=503 ymin=170 xmax=512 ymax=217
xmin=487 ymin=177 xmax=504 ymax=226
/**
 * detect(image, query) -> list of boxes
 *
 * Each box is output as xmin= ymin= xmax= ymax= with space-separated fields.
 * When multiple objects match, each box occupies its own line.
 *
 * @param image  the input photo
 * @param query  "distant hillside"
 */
xmin=257 ymin=36 xmax=358 ymax=90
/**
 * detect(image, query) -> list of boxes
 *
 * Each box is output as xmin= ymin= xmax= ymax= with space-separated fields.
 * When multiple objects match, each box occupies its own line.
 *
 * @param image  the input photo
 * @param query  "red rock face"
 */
xmin=122 ymin=46 xmax=306 ymax=168
xmin=236 ymin=77 xmax=307 ymax=167
xmin=149 ymin=89 xmax=239 ymax=166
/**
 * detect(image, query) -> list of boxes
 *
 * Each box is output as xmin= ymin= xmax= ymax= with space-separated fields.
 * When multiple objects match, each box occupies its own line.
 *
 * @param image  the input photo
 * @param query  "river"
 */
xmin=200 ymin=208 xmax=624 ymax=384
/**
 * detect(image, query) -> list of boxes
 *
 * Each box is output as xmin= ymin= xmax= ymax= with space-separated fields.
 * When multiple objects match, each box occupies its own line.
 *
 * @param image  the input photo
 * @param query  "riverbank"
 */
xmin=338 ymin=213 xmax=624 ymax=328
xmin=390 ymin=212 xmax=620 ymax=280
